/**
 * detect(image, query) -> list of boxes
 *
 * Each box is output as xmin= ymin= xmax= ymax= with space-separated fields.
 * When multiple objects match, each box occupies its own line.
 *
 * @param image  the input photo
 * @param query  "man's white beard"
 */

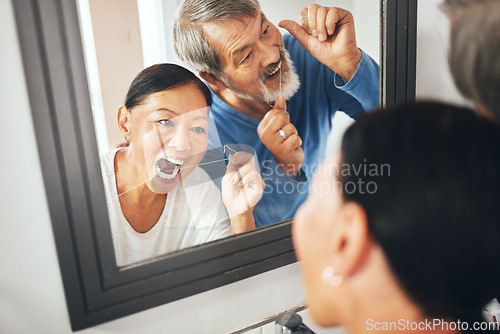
xmin=224 ymin=48 xmax=300 ymax=104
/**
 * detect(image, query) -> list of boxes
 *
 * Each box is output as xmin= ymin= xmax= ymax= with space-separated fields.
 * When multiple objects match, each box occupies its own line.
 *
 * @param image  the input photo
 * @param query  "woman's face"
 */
xmin=293 ymin=153 xmax=345 ymax=326
xmin=127 ymin=83 xmax=209 ymax=194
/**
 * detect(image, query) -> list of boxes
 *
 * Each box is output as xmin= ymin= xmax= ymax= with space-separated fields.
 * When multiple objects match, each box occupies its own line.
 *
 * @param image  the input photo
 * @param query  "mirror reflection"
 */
xmin=77 ymin=0 xmax=380 ymax=265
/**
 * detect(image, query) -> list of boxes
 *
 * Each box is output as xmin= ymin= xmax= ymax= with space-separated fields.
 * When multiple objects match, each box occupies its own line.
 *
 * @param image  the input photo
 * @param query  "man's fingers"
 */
xmin=282 ymin=134 xmax=303 ymax=151
xmin=307 ymin=4 xmax=319 ymax=37
xmin=278 ymin=20 xmax=310 ymax=47
xmin=325 ymin=8 xmax=339 ymax=35
xmin=316 ymin=6 xmax=329 ymax=41
xmin=279 ymin=123 xmax=299 ymax=142
xmin=275 ymin=95 xmax=286 ymax=111
xmin=258 ymin=107 xmax=290 ymax=135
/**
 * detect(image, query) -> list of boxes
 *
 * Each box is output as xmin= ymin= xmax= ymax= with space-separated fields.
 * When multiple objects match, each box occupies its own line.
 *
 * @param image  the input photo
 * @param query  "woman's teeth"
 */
xmin=157 ymin=165 xmax=180 ymax=180
xmin=156 ymin=157 xmax=185 ymax=180
xmin=166 ymin=157 xmax=185 ymax=165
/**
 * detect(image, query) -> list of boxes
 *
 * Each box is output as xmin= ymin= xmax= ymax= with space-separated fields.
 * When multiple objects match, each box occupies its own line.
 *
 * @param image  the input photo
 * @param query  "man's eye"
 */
xmin=159 ymin=119 xmax=174 ymax=127
xmin=192 ymin=127 xmax=206 ymax=134
xmin=243 ymin=52 xmax=253 ymax=62
xmin=263 ymin=25 xmax=269 ymax=36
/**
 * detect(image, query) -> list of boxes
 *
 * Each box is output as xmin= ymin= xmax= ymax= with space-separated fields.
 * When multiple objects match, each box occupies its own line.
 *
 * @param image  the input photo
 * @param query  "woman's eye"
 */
xmin=159 ymin=119 xmax=174 ymax=127
xmin=192 ymin=127 xmax=206 ymax=134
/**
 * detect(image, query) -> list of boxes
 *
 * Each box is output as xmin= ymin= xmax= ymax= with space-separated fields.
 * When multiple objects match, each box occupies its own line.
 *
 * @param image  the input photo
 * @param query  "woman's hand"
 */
xmin=221 ymin=152 xmax=265 ymax=234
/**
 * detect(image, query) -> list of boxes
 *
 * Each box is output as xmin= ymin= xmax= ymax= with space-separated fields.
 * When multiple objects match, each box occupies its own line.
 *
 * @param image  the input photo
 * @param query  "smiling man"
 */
xmin=173 ymin=0 xmax=379 ymax=228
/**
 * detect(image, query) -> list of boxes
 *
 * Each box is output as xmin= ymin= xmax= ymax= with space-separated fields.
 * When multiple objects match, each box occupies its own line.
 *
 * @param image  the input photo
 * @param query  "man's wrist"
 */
xmin=330 ymin=48 xmax=362 ymax=82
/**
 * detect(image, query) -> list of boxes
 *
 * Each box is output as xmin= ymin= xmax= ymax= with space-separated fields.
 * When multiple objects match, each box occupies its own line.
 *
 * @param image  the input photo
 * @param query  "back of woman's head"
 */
xmin=340 ymin=101 xmax=500 ymax=322
xmin=124 ymin=63 xmax=212 ymax=110
xmin=444 ymin=0 xmax=500 ymax=119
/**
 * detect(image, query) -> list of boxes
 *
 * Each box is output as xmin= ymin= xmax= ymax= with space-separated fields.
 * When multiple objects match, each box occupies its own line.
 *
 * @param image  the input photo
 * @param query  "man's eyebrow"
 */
xmin=232 ymin=12 xmax=266 ymax=60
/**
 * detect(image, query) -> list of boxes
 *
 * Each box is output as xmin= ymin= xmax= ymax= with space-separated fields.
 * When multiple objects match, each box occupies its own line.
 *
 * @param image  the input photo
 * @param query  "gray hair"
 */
xmin=173 ymin=0 xmax=261 ymax=76
xmin=443 ymin=0 xmax=500 ymax=118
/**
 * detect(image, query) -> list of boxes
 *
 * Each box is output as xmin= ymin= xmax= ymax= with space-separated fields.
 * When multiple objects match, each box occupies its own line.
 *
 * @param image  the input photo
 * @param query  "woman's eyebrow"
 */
xmin=154 ymin=107 xmax=179 ymax=115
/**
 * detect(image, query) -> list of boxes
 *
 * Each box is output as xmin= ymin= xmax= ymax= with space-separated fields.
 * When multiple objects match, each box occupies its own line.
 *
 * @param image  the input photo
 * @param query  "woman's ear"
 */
xmin=199 ymin=70 xmax=227 ymax=91
xmin=327 ymin=202 xmax=370 ymax=277
xmin=117 ymin=105 xmax=132 ymax=141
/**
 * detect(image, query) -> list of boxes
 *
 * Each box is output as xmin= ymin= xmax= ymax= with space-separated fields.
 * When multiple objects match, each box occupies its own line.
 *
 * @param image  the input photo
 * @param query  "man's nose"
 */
xmin=167 ymin=128 xmax=190 ymax=151
xmin=259 ymin=41 xmax=280 ymax=69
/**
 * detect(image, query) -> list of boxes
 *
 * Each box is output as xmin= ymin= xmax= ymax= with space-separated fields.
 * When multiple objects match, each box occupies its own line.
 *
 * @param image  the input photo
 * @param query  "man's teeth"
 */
xmin=268 ymin=61 xmax=281 ymax=77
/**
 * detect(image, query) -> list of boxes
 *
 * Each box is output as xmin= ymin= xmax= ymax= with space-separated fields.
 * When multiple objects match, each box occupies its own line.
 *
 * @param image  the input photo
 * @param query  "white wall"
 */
xmin=415 ymin=0 xmax=469 ymax=106
xmin=1 ymin=0 xmax=469 ymax=333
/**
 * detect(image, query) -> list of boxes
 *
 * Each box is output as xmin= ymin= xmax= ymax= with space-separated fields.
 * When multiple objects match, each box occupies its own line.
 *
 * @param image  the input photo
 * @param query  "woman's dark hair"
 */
xmin=125 ymin=63 xmax=212 ymax=110
xmin=340 ymin=101 xmax=500 ymax=322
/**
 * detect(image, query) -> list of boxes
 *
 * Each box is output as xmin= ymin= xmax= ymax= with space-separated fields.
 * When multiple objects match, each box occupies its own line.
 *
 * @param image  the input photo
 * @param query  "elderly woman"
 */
xmin=294 ymin=102 xmax=500 ymax=333
xmin=101 ymin=63 xmax=264 ymax=267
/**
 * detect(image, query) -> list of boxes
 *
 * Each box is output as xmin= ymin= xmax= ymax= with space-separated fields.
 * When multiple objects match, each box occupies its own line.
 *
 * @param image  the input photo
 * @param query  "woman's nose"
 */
xmin=167 ymin=128 xmax=190 ymax=151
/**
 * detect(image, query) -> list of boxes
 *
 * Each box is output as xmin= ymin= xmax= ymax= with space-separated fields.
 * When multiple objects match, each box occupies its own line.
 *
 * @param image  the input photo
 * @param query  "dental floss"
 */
xmin=280 ymin=38 xmax=283 ymax=97
xmin=114 ymin=152 xmax=233 ymax=199
xmin=223 ymin=144 xmax=238 ymax=155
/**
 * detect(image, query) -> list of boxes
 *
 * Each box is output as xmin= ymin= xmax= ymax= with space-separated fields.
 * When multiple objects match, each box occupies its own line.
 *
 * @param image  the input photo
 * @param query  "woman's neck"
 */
xmin=114 ymin=148 xmax=166 ymax=233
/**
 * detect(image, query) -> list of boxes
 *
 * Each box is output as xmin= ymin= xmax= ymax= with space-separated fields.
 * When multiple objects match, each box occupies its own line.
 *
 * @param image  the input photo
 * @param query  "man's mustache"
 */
xmin=260 ymin=48 xmax=286 ymax=80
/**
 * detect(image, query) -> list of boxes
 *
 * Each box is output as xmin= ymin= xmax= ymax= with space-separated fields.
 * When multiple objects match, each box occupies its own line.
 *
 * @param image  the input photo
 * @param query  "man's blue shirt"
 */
xmin=205 ymin=34 xmax=379 ymax=228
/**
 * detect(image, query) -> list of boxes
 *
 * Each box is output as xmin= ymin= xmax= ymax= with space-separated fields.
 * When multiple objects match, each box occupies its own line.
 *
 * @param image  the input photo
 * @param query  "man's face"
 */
xmin=203 ymin=11 xmax=299 ymax=103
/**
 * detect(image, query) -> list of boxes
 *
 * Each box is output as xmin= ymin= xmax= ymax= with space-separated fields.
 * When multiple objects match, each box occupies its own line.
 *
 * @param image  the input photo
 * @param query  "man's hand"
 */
xmin=257 ymin=96 xmax=304 ymax=177
xmin=279 ymin=5 xmax=362 ymax=81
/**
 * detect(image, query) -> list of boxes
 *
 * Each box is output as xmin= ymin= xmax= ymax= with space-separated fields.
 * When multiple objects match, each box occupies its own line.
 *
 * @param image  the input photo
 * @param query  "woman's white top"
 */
xmin=100 ymin=148 xmax=231 ymax=267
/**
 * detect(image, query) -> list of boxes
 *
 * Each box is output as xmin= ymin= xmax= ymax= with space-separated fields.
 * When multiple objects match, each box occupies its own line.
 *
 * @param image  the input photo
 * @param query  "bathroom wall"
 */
xmin=0 ymin=0 xmax=467 ymax=333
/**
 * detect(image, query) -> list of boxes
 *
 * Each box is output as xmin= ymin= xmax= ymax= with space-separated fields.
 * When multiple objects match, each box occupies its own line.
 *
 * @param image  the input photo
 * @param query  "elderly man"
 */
xmin=443 ymin=0 xmax=500 ymax=119
xmin=173 ymin=0 xmax=379 ymax=228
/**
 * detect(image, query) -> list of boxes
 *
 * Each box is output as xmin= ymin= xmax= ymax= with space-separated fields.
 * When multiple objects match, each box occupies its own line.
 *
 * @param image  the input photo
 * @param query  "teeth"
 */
xmin=166 ymin=157 xmax=185 ymax=165
xmin=269 ymin=61 xmax=281 ymax=76
xmin=157 ymin=164 xmax=180 ymax=180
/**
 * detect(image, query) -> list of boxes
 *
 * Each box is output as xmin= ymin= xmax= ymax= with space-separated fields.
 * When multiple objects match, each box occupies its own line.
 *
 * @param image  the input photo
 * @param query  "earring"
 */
xmin=322 ymin=266 xmax=343 ymax=287
xmin=122 ymin=137 xmax=129 ymax=145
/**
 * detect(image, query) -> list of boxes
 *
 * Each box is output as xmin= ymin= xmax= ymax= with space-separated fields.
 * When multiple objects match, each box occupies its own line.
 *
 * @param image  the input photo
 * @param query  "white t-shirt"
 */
xmin=100 ymin=148 xmax=231 ymax=267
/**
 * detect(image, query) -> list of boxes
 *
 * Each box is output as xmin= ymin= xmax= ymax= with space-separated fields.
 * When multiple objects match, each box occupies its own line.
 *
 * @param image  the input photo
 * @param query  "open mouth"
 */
xmin=155 ymin=157 xmax=185 ymax=180
xmin=265 ymin=60 xmax=281 ymax=80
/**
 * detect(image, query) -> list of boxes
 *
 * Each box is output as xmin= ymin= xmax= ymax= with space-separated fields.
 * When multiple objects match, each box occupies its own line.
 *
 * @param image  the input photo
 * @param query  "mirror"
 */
xmin=77 ymin=0 xmax=382 ymax=266
xmin=12 ymin=0 xmax=415 ymax=330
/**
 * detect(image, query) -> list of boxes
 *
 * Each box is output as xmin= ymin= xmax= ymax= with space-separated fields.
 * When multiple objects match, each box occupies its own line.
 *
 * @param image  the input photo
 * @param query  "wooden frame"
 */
xmin=12 ymin=0 xmax=416 ymax=330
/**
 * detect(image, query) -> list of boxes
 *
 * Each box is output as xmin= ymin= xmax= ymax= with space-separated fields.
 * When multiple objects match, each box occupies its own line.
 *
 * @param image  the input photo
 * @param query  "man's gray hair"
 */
xmin=443 ymin=0 xmax=500 ymax=118
xmin=173 ymin=0 xmax=261 ymax=76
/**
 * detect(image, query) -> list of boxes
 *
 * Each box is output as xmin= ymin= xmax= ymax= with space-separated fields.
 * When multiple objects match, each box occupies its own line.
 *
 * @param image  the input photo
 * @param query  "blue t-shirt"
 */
xmin=203 ymin=34 xmax=379 ymax=228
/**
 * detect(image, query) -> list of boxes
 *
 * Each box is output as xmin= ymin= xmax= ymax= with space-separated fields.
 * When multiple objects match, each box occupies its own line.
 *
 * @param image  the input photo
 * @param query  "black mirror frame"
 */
xmin=12 ymin=0 xmax=416 ymax=330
